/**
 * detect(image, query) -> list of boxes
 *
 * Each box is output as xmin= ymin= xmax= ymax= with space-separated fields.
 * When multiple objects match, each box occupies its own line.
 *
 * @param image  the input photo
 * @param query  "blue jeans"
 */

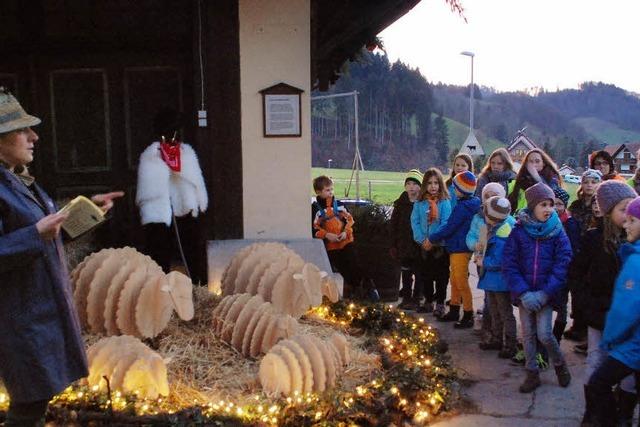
xmin=519 ymin=304 xmax=566 ymax=372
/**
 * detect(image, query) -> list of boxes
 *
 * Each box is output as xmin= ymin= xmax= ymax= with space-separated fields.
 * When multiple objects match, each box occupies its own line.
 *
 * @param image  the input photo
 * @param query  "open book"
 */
xmin=58 ymin=196 xmax=105 ymax=239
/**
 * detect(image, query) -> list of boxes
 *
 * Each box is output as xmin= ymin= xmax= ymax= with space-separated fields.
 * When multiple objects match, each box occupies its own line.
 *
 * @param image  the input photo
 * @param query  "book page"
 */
xmin=59 ymin=196 xmax=105 ymax=240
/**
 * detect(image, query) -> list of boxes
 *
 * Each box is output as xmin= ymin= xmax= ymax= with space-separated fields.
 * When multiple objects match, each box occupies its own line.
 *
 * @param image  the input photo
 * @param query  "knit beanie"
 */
xmin=596 ymin=180 xmax=638 ymax=215
xmin=484 ymin=196 xmax=511 ymax=223
xmin=626 ymin=197 xmax=640 ymax=220
xmin=452 ymin=171 xmax=477 ymax=197
xmin=581 ymin=168 xmax=603 ymax=183
xmin=481 ymin=182 xmax=506 ymax=200
xmin=404 ymin=169 xmax=423 ymax=186
xmin=553 ymin=187 xmax=570 ymax=206
xmin=525 ymin=182 xmax=555 ymax=211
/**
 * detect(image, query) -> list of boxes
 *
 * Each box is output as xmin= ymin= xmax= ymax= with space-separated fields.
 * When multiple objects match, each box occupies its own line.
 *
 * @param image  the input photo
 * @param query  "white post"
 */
xmin=469 ymin=55 xmax=474 ymax=131
xmin=354 ymin=91 xmax=360 ymax=201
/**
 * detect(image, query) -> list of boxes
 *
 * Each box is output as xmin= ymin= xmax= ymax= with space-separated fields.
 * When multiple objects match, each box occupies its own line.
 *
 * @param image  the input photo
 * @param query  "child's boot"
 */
xmin=554 ymin=363 xmax=571 ymax=387
xmin=438 ymin=305 xmax=460 ymax=322
xmin=433 ymin=303 xmax=446 ymax=318
xmin=417 ymin=301 xmax=433 ymax=313
xmin=617 ymin=389 xmax=637 ymax=426
xmin=454 ymin=310 xmax=474 ymax=329
xmin=581 ymin=385 xmax=595 ymax=426
xmin=519 ymin=370 xmax=541 ymax=393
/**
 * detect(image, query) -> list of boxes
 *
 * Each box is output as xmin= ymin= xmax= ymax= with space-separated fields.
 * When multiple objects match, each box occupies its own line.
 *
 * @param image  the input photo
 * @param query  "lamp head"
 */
xmin=460 ymin=51 xmax=475 ymax=57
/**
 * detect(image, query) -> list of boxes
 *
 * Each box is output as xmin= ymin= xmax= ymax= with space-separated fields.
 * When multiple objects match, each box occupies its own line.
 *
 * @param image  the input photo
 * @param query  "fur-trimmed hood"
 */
xmin=136 ymin=141 xmax=208 ymax=226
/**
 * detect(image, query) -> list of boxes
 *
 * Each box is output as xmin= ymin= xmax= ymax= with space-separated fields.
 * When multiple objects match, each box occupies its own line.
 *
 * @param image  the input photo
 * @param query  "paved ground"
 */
xmin=408 ymin=265 xmax=588 ymax=426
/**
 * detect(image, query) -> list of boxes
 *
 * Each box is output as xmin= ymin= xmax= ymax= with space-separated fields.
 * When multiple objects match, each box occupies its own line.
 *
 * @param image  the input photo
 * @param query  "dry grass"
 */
xmin=82 ymin=287 xmax=381 ymax=408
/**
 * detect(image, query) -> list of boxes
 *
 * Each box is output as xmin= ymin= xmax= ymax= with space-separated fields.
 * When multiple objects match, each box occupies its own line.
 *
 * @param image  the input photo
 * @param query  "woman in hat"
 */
xmin=0 ymin=89 xmax=122 ymax=426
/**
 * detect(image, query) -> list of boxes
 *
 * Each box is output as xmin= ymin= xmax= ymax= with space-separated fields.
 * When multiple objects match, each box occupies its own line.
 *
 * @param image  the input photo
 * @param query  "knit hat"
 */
xmin=452 ymin=171 xmax=477 ymax=196
xmin=525 ymin=182 xmax=555 ymax=210
xmin=553 ymin=187 xmax=570 ymax=206
xmin=484 ymin=196 xmax=511 ymax=223
xmin=581 ymin=168 xmax=603 ymax=183
xmin=626 ymin=197 xmax=640 ymax=220
xmin=404 ymin=169 xmax=423 ymax=186
xmin=481 ymin=182 xmax=506 ymax=200
xmin=596 ymin=180 xmax=638 ymax=215
xmin=0 ymin=88 xmax=41 ymax=134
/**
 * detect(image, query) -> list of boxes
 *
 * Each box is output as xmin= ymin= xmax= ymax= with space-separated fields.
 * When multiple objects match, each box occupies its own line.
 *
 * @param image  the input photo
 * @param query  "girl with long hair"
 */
xmin=475 ymin=148 xmax=517 ymax=197
xmin=508 ymin=148 xmax=562 ymax=213
xmin=411 ymin=168 xmax=451 ymax=316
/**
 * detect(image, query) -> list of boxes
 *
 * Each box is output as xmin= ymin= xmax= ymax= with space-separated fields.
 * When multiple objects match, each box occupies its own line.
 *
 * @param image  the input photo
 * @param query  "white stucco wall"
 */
xmin=239 ymin=0 xmax=311 ymax=239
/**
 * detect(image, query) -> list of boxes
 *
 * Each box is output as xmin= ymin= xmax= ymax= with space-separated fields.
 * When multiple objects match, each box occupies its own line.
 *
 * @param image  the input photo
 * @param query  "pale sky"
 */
xmin=379 ymin=0 xmax=640 ymax=94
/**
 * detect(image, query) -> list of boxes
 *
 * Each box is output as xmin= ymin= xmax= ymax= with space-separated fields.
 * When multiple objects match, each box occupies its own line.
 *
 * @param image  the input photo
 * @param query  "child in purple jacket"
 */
xmin=502 ymin=183 xmax=573 ymax=393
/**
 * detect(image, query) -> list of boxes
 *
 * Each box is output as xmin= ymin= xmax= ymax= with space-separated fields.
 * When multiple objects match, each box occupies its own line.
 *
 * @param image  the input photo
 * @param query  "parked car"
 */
xmin=563 ymin=174 xmax=581 ymax=184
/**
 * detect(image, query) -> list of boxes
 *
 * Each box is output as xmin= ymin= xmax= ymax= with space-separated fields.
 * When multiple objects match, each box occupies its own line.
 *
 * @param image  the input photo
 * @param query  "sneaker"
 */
xmin=367 ymin=289 xmax=380 ymax=302
xmin=479 ymin=341 xmax=502 ymax=351
xmin=498 ymin=347 xmax=517 ymax=359
xmin=536 ymin=353 xmax=549 ymax=370
xmin=417 ymin=302 xmax=434 ymax=313
xmin=573 ymin=343 xmax=588 ymax=355
xmin=563 ymin=327 xmax=587 ymax=342
xmin=519 ymin=370 xmax=541 ymax=393
xmin=397 ymin=300 xmax=418 ymax=311
xmin=554 ymin=363 xmax=571 ymax=387
xmin=433 ymin=304 xmax=445 ymax=318
xmin=511 ymin=350 xmax=526 ymax=365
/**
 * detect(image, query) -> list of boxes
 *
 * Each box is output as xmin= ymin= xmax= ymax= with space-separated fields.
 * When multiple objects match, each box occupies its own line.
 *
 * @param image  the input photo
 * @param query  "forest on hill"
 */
xmin=312 ymin=52 xmax=640 ymax=171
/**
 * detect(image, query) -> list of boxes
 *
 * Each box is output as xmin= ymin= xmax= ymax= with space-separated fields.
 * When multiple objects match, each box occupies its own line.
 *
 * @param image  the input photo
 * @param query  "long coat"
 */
xmin=0 ymin=166 xmax=88 ymax=403
xmin=389 ymin=191 xmax=420 ymax=260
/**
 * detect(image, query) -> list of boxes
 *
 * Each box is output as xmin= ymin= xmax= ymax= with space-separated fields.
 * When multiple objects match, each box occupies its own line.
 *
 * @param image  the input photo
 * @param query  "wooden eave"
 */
xmin=311 ymin=0 xmax=422 ymax=91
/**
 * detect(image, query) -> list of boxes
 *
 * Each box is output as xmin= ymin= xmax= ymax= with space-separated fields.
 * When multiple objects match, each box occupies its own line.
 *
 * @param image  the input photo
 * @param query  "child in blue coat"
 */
xmin=411 ymin=168 xmax=452 ymax=316
xmin=477 ymin=196 xmax=517 ymax=358
xmin=426 ymin=171 xmax=481 ymax=328
xmin=503 ymin=183 xmax=573 ymax=393
xmin=588 ymin=197 xmax=640 ymax=427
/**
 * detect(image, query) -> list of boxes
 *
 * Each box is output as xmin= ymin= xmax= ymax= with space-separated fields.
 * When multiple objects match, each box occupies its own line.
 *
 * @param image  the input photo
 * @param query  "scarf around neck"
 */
xmin=518 ymin=209 xmax=563 ymax=239
xmin=159 ymin=141 xmax=181 ymax=172
xmin=426 ymin=195 xmax=440 ymax=224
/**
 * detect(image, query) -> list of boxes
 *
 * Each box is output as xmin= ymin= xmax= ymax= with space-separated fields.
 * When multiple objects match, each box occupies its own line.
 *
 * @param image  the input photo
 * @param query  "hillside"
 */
xmin=312 ymin=53 xmax=640 ymax=172
xmin=571 ymin=117 xmax=640 ymax=146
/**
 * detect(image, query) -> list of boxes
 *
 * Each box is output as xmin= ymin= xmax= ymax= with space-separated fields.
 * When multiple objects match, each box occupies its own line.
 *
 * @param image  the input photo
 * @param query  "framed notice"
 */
xmin=260 ymin=83 xmax=304 ymax=137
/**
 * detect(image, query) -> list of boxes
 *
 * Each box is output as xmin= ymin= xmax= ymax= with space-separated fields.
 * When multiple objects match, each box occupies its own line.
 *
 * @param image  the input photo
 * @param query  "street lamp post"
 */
xmin=460 ymin=51 xmax=475 ymax=131
xmin=328 ymin=159 xmax=332 ymax=169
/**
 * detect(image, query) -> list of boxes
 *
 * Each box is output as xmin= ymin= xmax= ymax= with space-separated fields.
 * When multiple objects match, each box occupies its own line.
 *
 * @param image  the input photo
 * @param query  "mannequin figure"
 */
xmin=136 ymin=108 xmax=208 ymax=283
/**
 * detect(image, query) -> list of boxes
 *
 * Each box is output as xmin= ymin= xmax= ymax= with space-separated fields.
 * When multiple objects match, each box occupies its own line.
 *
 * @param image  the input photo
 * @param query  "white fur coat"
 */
xmin=136 ymin=142 xmax=208 ymax=226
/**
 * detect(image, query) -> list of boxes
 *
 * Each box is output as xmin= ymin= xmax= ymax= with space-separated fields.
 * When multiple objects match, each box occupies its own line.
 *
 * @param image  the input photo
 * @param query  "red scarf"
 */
xmin=159 ymin=141 xmax=181 ymax=172
xmin=558 ymin=210 xmax=570 ymax=224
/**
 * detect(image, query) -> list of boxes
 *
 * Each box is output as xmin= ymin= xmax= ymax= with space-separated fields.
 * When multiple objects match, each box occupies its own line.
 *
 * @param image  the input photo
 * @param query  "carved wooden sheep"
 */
xmin=86 ymin=335 xmax=170 ymax=399
xmin=259 ymin=333 xmax=350 ymax=396
xmin=211 ymin=293 xmax=299 ymax=357
xmin=70 ymin=247 xmax=194 ymax=338
xmin=220 ymin=242 xmax=340 ymax=318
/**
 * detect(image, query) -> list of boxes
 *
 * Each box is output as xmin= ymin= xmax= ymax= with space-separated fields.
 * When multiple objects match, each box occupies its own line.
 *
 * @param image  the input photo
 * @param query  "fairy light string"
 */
xmin=0 ymin=300 xmax=457 ymax=425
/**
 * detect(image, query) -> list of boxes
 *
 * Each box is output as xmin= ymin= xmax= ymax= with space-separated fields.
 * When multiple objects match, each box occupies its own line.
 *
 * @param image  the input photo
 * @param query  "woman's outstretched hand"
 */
xmin=91 ymin=191 xmax=125 ymax=213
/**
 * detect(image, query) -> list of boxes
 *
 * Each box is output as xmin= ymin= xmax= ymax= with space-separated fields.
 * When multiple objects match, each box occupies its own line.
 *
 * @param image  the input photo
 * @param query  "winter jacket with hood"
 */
xmin=569 ymin=197 xmax=595 ymax=237
xmin=502 ymin=210 xmax=573 ymax=307
xmin=478 ymin=218 xmax=514 ymax=292
xmin=429 ymin=195 xmax=481 ymax=253
xmin=389 ymin=191 xmax=421 ymax=260
xmin=411 ymin=198 xmax=451 ymax=245
xmin=568 ymin=223 xmax=621 ymax=331
xmin=601 ymin=240 xmax=640 ymax=370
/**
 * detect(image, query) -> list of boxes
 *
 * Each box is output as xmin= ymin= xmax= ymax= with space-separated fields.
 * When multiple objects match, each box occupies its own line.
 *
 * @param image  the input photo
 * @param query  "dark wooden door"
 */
xmin=1 ymin=53 xmax=192 ymax=248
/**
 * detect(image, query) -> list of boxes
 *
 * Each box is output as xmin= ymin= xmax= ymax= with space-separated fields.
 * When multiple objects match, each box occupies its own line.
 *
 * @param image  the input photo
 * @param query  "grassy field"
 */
xmin=312 ymin=167 xmax=579 ymax=205
xmin=440 ymin=114 xmax=505 ymax=155
xmin=572 ymin=117 xmax=640 ymax=145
